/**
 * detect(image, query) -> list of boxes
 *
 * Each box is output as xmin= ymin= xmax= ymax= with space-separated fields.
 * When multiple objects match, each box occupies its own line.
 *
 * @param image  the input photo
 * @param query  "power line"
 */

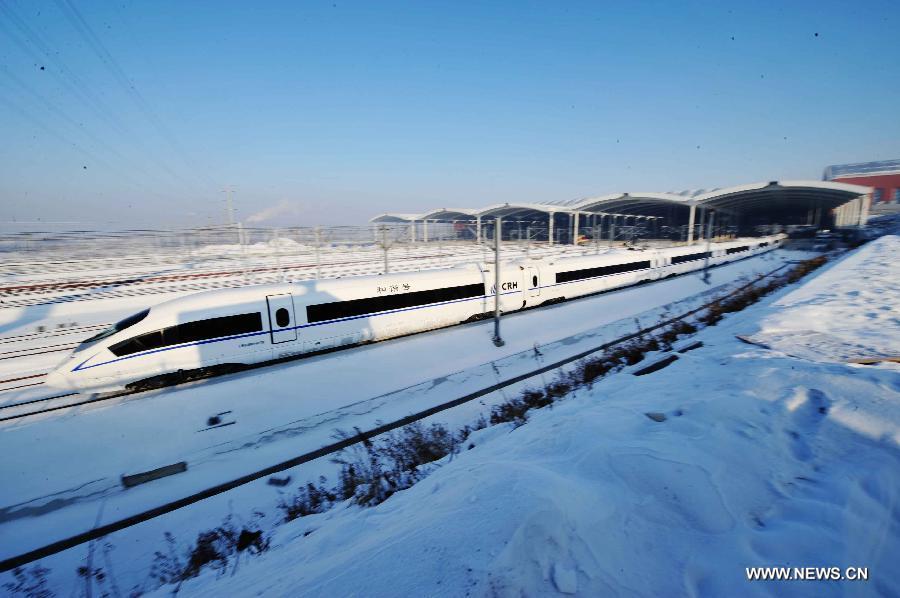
xmin=0 ymin=92 xmax=188 ymax=205
xmin=0 ymin=93 xmax=117 ymax=172
xmin=0 ymin=3 xmax=204 ymax=194
xmin=52 ymin=0 xmax=218 ymax=191
xmin=0 ymin=4 xmax=130 ymax=137
xmin=0 ymin=63 xmax=159 ymax=183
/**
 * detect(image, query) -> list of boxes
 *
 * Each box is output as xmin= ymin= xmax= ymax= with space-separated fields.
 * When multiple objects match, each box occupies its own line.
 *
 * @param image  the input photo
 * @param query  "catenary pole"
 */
xmin=702 ymin=209 xmax=715 ymax=284
xmin=493 ymin=216 xmax=504 ymax=347
xmin=315 ymin=226 xmax=322 ymax=279
xmin=382 ymin=226 xmax=389 ymax=274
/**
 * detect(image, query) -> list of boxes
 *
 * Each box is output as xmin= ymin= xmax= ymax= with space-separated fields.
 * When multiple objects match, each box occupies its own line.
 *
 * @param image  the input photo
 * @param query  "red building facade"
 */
xmin=824 ymin=160 xmax=900 ymax=204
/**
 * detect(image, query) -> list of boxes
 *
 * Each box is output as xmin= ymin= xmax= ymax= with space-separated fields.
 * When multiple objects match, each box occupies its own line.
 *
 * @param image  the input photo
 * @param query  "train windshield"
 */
xmin=73 ymin=309 xmax=150 ymax=353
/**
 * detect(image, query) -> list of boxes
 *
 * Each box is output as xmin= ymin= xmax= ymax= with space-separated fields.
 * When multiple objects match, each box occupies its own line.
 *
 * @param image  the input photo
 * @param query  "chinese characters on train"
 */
xmin=376 ymin=283 xmax=412 ymax=294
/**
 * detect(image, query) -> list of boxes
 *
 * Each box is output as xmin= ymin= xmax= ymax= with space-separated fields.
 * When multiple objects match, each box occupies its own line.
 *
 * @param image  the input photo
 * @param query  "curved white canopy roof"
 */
xmin=370 ymin=180 xmax=871 ymax=224
xmin=694 ymin=180 xmax=871 ymax=213
xmin=369 ymin=213 xmax=427 ymax=223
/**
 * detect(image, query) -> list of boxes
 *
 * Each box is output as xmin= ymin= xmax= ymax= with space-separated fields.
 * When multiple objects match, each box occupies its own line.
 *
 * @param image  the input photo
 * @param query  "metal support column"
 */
xmin=687 ymin=203 xmax=696 ymax=245
xmin=314 ymin=226 xmax=322 ymax=279
xmin=381 ymin=227 xmax=390 ymax=274
xmin=702 ymin=210 xmax=715 ymax=284
xmin=859 ymin=194 xmax=871 ymax=226
xmin=492 ymin=217 xmax=504 ymax=347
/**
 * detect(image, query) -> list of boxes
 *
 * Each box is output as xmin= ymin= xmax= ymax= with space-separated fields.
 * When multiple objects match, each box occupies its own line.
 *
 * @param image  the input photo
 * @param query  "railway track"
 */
xmin=0 ymin=341 xmax=78 ymax=361
xmin=0 ymin=255 xmax=790 ymax=422
xmin=0 ymin=252 xmax=459 ymax=308
xmin=0 ymin=391 xmax=114 ymax=423
xmin=0 ymin=240 xmax=577 ymax=279
xmin=0 ymin=332 xmax=101 ymax=394
xmin=0 ymin=249 xmax=469 ymax=298
xmin=0 ymin=323 xmax=107 ymax=345
xmin=0 ymin=379 xmax=46 ymax=393
xmin=0 ymin=259 xmax=799 ymax=572
xmin=0 ymin=243 xmax=595 ymax=308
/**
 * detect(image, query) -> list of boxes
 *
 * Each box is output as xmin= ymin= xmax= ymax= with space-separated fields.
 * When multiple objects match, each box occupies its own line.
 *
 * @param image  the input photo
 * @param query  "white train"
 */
xmin=46 ymin=235 xmax=783 ymax=392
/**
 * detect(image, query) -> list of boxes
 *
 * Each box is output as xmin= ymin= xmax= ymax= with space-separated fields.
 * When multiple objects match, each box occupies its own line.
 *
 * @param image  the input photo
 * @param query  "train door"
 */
xmin=527 ymin=266 xmax=541 ymax=297
xmin=266 ymin=294 xmax=298 ymax=344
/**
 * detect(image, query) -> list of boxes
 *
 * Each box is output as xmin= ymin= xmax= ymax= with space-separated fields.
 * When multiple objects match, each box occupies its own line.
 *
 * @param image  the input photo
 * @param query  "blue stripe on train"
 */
xmin=74 ymin=290 xmax=511 ymax=371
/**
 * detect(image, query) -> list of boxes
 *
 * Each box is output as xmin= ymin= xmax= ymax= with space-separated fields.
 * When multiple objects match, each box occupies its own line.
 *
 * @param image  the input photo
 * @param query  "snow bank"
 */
xmin=748 ymin=235 xmax=900 ymax=363
xmin=167 ymin=241 xmax=900 ymax=597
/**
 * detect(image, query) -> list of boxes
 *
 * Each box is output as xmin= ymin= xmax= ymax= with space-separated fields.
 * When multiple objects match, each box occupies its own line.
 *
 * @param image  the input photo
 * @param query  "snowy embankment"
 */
xmin=0 ymin=251 xmax=795 ymax=568
xmin=171 ymin=237 xmax=899 ymax=597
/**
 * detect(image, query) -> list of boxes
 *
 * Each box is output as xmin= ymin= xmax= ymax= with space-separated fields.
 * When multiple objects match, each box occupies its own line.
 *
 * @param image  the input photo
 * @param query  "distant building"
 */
xmin=824 ymin=159 xmax=900 ymax=204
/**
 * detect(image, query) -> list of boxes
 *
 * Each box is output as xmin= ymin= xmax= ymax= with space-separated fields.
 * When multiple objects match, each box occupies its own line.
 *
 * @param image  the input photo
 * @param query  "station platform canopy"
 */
xmin=476 ymin=202 xmax=577 ymax=220
xmin=369 ymin=213 xmax=426 ymax=223
xmin=566 ymin=192 xmax=693 ymax=217
xmin=369 ymin=180 xmax=871 ymax=243
xmin=417 ymin=208 xmax=481 ymax=221
xmin=690 ymin=180 xmax=871 ymax=229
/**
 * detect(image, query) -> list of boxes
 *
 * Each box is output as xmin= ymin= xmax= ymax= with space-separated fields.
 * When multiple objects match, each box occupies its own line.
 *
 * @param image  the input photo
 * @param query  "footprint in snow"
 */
xmin=786 ymin=388 xmax=831 ymax=462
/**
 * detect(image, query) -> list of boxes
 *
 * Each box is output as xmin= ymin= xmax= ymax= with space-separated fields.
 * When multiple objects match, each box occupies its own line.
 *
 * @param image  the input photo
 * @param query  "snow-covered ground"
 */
xmin=0 ymin=238 xmax=623 ymax=312
xmin=156 ymin=236 xmax=897 ymax=597
xmin=746 ymin=237 xmax=899 ymax=363
xmin=3 ymin=239 xmax=896 ymax=596
xmin=0 ymin=251 xmax=795 ymax=562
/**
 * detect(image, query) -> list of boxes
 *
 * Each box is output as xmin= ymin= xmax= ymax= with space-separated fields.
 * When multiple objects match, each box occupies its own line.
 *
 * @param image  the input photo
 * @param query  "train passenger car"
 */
xmin=46 ymin=263 xmax=529 ymax=392
xmin=47 ymin=234 xmax=784 ymax=393
xmin=538 ymin=251 xmax=660 ymax=302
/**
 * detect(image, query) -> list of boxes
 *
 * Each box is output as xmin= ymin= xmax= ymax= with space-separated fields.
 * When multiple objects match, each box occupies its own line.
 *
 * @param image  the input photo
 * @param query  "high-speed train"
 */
xmin=46 ymin=235 xmax=783 ymax=392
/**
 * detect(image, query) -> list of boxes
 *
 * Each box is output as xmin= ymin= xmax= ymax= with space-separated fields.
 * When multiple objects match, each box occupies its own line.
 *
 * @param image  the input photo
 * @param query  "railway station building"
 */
xmin=371 ymin=180 xmax=871 ymax=245
xmin=824 ymin=159 xmax=900 ymax=206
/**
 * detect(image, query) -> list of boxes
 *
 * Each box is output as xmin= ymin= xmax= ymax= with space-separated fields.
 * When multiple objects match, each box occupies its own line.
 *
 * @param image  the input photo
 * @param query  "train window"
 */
xmin=109 ymin=330 xmax=164 ymax=356
xmin=116 ymin=309 xmax=151 ymax=332
xmin=555 ymin=260 xmax=651 ymax=284
xmin=275 ymin=308 xmax=290 ymax=327
xmin=670 ymin=252 xmax=711 ymax=265
xmin=726 ymin=246 xmax=750 ymax=254
xmin=168 ymin=313 xmax=263 ymax=344
xmin=75 ymin=309 xmax=150 ymax=353
xmin=306 ymin=282 xmax=484 ymax=323
xmin=532 ymin=275 xmax=538 ymax=287
xmin=74 ymin=308 xmax=151 ymax=353
xmin=109 ymin=312 xmax=263 ymax=357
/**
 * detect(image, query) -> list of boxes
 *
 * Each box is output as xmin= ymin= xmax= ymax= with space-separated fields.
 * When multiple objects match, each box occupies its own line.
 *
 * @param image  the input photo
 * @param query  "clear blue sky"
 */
xmin=1 ymin=0 xmax=898 ymax=228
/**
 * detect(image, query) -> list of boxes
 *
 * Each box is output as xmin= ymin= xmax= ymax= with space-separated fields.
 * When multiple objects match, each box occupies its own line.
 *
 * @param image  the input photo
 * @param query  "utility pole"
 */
xmin=493 ymin=217 xmax=504 ymax=347
xmin=702 ymin=210 xmax=715 ymax=284
xmin=222 ymin=186 xmax=239 ymax=247
xmin=237 ymin=221 xmax=249 ymax=283
xmin=314 ymin=226 xmax=322 ymax=279
xmin=379 ymin=226 xmax=392 ymax=274
xmin=222 ymin=186 xmax=236 ymax=225
xmin=274 ymin=228 xmax=283 ymax=281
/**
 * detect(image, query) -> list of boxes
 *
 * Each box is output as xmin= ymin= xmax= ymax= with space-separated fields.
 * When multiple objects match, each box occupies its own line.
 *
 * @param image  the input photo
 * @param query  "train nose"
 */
xmin=44 ymin=368 xmax=72 ymax=391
